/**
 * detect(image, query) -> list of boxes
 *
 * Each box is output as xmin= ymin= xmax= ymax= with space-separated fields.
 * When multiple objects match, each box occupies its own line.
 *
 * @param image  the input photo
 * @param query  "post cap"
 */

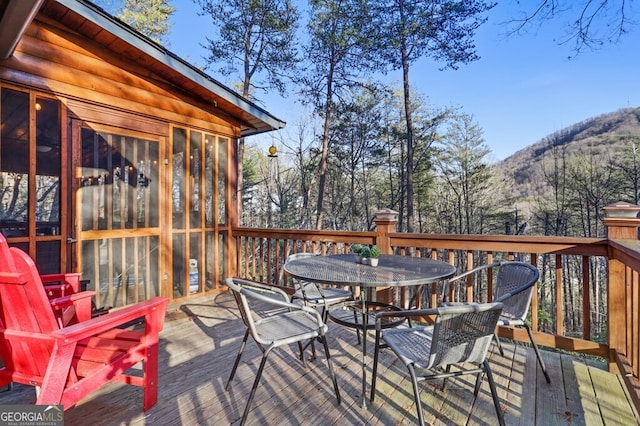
xmin=603 ymin=201 xmax=640 ymax=218
xmin=374 ymin=208 xmax=399 ymax=220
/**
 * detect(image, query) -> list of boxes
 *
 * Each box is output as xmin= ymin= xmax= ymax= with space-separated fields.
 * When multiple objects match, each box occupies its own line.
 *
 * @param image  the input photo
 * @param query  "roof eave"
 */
xmin=55 ymin=0 xmax=285 ymax=135
xmin=52 ymin=0 xmax=286 ymax=136
xmin=0 ymin=0 xmax=45 ymax=59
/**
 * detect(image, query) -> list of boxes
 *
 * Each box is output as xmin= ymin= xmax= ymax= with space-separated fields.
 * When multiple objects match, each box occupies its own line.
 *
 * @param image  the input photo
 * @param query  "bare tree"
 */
xmin=615 ymin=136 xmax=640 ymax=205
xmin=509 ymin=1 xmax=636 ymax=54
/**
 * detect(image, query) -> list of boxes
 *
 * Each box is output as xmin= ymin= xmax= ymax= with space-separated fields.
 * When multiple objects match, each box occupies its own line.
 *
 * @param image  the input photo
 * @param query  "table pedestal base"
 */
xmin=329 ymin=300 xmax=407 ymax=408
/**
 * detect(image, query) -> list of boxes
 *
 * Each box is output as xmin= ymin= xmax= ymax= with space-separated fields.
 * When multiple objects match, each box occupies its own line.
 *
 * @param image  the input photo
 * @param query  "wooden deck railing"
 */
xmin=229 ymin=209 xmax=640 ymax=410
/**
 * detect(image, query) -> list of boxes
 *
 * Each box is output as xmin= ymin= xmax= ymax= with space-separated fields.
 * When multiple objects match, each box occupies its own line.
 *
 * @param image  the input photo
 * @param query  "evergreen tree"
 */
xmin=301 ymin=0 xmax=376 ymax=230
xmin=366 ymin=0 xmax=495 ymax=232
xmin=106 ymin=0 xmax=175 ymax=44
xmin=435 ymin=112 xmax=493 ymax=235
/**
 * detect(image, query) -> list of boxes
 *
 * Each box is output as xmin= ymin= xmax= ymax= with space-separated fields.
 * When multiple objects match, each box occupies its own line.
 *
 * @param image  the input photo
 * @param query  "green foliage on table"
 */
xmin=370 ymin=246 xmax=381 ymax=258
xmin=351 ymin=244 xmax=364 ymax=254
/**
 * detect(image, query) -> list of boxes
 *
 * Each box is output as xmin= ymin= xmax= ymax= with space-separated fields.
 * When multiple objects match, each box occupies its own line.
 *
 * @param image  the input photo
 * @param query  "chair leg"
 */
xmin=239 ymin=346 xmax=273 ymax=426
xmin=493 ymin=331 xmax=505 ymax=356
xmin=524 ymin=323 xmax=551 ymax=383
xmin=143 ymin=333 xmax=161 ymax=411
xmin=441 ymin=365 xmax=452 ymax=391
xmin=297 ymin=341 xmax=308 ymax=367
xmin=320 ymin=333 xmax=341 ymax=404
xmin=370 ymin=331 xmax=382 ymax=403
xmin=299 ymin=337 xmax=318 ymax=364
xmin=347 ymin=295 xmax=362 ymax=345
xmin=408 ymin=365 xmax=425 ymax=426
xmin=473 ymin=371 xmax=482 ymax=397
xmin=310 ymin=337 xmax=317 ymax=361
xmin=226 ymin=328 xmax=250 ymax=391
xmin=483 ymin=360 xmax=505 ymax=426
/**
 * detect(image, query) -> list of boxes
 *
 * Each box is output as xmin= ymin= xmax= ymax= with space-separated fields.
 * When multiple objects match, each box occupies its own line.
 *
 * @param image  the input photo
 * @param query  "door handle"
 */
xmin=67 ymin=237 xmax=77 ymax=244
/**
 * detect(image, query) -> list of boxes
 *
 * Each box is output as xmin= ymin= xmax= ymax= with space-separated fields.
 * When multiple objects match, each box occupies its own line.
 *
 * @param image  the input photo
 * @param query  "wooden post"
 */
xmin=373 ymin=208 xmax=398 ymax=254
xmin=604 ymin=201 xmax=640 ymax=372
xmin=373 ymin=209 xmax=398 ymax=303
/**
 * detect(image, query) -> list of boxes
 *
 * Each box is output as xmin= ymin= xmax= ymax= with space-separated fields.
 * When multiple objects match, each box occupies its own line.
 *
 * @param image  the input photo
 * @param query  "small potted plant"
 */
xmin=359 ymin=246 xmax=372 ymax=265
xmin=351 ymin=244 xmax=364 ymax=263
xmin=369 ymin=246 xmax=381 ymax=267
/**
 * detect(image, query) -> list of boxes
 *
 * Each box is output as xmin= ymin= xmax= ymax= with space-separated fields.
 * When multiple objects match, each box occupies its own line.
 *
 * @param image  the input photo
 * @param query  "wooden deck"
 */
xmin=2 ymin=291 xmax=638 ymax=425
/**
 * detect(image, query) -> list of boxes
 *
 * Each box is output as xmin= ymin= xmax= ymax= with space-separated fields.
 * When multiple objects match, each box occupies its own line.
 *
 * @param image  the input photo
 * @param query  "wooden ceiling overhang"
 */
xmin=0 ymin=0 xmax=285 ymax=137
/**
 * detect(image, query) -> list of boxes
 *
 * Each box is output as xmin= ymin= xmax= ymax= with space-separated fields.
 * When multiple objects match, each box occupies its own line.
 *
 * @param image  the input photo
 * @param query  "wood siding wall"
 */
xmin=0 ymin=16 xmax=237 ymax=137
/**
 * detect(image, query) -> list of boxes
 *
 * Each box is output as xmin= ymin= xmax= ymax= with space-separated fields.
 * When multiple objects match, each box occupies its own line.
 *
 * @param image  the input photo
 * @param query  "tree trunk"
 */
xmin=315 ymin=62 xmax=335 ymax=230
xmin=237 ymin=74 xmax=252 ymax=224
xmin=401 ymin=42 xmax=414 ymax=233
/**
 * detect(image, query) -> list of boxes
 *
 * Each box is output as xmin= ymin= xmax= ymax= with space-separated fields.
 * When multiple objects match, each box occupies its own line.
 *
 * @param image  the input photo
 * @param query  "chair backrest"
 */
xmin=493 ymin=261 xmax=539 ymax=321
xmin=0 ymin=235 xmax=60 ymax=333
xmin=283 ymin=252 xmax=318 ymax=291
xmin=430 ymin=302 xmax=503 ymax=368
xmin=286 ymin=253 xmax=317 ymax=262
xmin=225 ymin=278 xmax=292 ymax=342
xmin=0 ymin=234 xmax=59 ymax=378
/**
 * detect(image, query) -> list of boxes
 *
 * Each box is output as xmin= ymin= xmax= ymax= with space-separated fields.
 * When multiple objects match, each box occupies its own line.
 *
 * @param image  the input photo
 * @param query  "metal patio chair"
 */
xmin=284 ymin=252 xmax=354 ymax=322
xmin=224 ymin=278 xmax=341 ymax=425
xmin=443 ymin=261 xmax=551 ymax=383
xmin=370 ymin=302 xmax=505 ymax=426
xmin=284 ymin=252 xmax=359 ymax=345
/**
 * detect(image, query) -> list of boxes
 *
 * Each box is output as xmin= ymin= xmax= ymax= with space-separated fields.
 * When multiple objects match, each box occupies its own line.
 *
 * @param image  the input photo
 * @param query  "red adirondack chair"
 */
xmin=0 ymin=234 xmax=169 ymax=411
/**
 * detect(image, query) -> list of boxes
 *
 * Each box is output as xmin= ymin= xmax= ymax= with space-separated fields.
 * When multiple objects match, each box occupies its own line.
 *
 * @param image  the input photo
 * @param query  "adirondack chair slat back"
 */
xmin=0 ymin=235 xmax=59 ymax=380
xmin=6 ymin=247 xmax=60 ymax=333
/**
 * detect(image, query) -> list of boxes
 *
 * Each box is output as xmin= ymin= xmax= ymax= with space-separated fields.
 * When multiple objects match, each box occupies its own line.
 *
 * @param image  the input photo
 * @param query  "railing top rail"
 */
xmin=388 ymin=233 xmax=608 ymax=256
xmin=388 ymin=232 xmax=606 ymax=245
xmin=609 ymin=239 xmax=640 ymax=271
xmin=233 ymin=227 xmax=376 ymax=243
xmin=233 ymin=227 xmax=609 ymax=257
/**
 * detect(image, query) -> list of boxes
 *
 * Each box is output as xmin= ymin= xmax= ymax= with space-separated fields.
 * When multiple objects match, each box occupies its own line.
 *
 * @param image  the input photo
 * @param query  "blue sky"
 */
xmin=169 ymin=1 xmax=639 ymax=162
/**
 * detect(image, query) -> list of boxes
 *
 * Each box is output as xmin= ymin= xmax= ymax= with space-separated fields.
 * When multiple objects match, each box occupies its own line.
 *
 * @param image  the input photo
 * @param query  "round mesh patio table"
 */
xmin=283 ymin=253 xmax=456 ymax=408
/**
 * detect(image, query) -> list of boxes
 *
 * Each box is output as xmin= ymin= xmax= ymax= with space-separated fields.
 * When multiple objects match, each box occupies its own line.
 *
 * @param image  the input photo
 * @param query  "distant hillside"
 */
xmin=495 ymin=107 xmax=640 ymax=204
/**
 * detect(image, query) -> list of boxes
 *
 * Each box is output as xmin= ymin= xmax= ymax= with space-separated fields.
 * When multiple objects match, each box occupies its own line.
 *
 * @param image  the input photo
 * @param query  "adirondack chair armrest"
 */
xmin=0 ymin=328 xmax=57 ymax=343
xmin=53 ymin=296 xmax=169 ymax=342
xmin=49 ymin=290 xmax=96 ymax=308
xmin=42 ymin=272 xmax=83 ymax=298
xmin=41 ymin=272 xmax=82 ymax=288
xmin=49 ymin=291 xmax=96 ymax=324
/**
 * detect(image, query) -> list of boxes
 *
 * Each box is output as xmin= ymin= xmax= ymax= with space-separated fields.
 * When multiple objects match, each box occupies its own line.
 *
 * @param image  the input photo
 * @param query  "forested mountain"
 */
xmin=493 ymin=107 xmax=640 ymax=237
xmin=497 ymin=107 xmax=640 ymax=202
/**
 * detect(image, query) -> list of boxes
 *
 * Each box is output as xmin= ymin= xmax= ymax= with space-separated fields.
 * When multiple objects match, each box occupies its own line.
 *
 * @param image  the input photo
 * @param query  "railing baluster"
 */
xmin=466 ymin=250 xmax=473 ymax=302
xmin=487 ymin=252 xmax=494 ymax=303
xmin=582 ymin=256 xmax=590 ymax=340
xmin=556 ymin=254 xmax=563 ymax=336
xmin=530 ymin=253 xmax=538 ymax=333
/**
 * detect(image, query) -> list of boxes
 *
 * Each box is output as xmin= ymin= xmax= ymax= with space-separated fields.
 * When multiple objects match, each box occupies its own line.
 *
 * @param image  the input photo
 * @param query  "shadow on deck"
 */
xmin=1 ymin=291 xmax=637 ymax=425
